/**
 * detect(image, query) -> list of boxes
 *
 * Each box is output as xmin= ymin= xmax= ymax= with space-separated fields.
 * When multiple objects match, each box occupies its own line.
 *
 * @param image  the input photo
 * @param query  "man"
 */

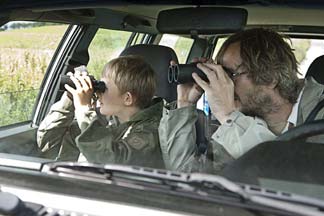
xmin=159 ymin=28 xmax=324 ymax=173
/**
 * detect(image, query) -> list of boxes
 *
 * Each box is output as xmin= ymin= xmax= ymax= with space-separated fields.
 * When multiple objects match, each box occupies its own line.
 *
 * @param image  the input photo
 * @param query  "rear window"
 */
xmin=159 ymin=34 xmax=194 ymax=63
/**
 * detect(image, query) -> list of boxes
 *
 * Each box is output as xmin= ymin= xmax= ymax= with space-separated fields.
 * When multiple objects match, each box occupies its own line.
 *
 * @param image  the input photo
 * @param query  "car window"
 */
xmin=212 ymin=36 xmax=228 ymax=60
xmin=159 ymin=34 xmax=194 ymax=63
xmin=212 ymin=36 xmax=324 ymax=78
xmin=0 ymin=21 xmax=68 ymax=128
xmin=290 ymin=38 xmax=324 ymax=77
xmin=87 ymin=28 xmax=132 ymax=79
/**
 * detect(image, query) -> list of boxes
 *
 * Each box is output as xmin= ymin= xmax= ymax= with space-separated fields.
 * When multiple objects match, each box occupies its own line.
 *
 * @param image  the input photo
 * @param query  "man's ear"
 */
xmin=123 ymin=92 xmax=135 ymax=106
xmin=268 ymin=80 xmax=278 ymax=89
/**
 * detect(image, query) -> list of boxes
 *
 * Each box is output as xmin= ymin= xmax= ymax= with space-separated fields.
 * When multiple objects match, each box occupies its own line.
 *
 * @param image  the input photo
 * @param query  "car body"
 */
xmin=1 ymin=0 xmax=324 ymax=215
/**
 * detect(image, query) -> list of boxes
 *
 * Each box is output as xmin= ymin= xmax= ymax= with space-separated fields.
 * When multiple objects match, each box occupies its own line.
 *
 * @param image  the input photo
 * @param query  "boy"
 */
xmin=65 ymin=55 xmax=164 ymax=168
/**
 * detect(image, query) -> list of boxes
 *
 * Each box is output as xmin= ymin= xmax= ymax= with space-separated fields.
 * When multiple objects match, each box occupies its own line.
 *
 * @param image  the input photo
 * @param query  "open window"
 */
xmin=0 ymin=21 xmax=69 ymax=128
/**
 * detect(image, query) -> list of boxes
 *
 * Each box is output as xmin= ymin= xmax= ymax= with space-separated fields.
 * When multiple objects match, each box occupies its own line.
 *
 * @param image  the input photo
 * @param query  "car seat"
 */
xmin=305 ymin=55 xmax=324 ymax=84
xmin=119 ymin=44 xmax=178 ymax=102
xmin=120 ymin=44 xmax=209 ymax=153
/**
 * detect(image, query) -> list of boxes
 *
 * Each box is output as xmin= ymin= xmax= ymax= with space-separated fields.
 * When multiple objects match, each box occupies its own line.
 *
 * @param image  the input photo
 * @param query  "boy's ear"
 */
xmin=123 ymin=92 xmax=135 ymax=106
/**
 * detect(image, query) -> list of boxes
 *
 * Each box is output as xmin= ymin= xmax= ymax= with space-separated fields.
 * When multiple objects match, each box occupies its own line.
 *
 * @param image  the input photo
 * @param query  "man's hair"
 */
xmin=217 ymin=28 xmax=303 ymax=103
xmin=102 ymin=55 xmax=156 ymax=109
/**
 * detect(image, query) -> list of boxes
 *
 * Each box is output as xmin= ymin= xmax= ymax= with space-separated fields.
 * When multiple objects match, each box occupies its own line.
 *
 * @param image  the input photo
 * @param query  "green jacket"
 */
xmin=37 ymin=93 xmax=82 ymax=161
xmin=37 ymin=92 xmax=107 ymax=161
xmin=159 ymin=77 xmax=324 ymax=174
xmin=76 ymin=97 xmax=165 ymax=169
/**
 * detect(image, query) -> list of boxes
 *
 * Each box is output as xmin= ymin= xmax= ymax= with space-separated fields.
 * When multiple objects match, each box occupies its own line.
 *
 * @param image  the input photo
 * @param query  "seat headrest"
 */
xmin=305 ymin=55 xmax=324 ymax=84
xmin=119 ymin=44 xmax=178 ymax=102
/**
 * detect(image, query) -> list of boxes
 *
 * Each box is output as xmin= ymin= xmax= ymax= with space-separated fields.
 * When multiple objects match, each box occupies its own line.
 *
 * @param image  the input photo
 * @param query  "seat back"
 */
xmin=305 ymin=55 xmax=324 ymax=84
xmin=119 ymin=44 xmax=178 ymax=102
xmin=221 ymin=140 xmax=324 ymax=185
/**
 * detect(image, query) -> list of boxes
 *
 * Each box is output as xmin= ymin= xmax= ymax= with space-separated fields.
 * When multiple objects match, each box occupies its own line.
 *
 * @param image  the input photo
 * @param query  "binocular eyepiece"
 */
xmin=168 ymin=63 xmax=208 ymax=84
xmin=59 ymin=75 xmax=106 ymax=93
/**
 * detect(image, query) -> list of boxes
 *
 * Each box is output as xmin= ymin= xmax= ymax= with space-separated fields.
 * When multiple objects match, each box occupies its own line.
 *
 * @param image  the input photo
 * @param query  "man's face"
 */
xmin=221 ymin=42 xmax=274 ymax=118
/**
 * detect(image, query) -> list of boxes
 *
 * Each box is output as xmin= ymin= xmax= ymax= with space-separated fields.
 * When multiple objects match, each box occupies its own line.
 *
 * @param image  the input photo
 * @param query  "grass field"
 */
xmin=0 ymin=25 xmax=131 ymax=126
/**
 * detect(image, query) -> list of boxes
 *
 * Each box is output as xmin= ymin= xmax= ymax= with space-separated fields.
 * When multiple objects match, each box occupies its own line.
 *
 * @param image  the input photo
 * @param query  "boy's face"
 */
xmin=98 ymin=73 xmax=126 ymax=117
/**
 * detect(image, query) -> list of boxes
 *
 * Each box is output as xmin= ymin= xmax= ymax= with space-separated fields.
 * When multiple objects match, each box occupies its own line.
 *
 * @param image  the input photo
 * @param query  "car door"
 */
xmin=0 ymin=11 xmax=149 ymax=157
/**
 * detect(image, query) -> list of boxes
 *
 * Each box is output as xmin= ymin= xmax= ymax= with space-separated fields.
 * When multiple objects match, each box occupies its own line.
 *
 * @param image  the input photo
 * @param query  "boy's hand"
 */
xmin=64 ymin=69 xmax=94 ymax=110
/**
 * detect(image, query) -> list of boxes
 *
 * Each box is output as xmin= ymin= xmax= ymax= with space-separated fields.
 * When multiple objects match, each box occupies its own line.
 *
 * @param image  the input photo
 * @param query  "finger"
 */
xmin=78 ymin=76 xmax=91 ymax=90
xmin=64 ymin=84 xmax=76 ymax=95
xmin=192 ymin=72 xmax=209 ymax=91
xmin=66 ymin=72 xmax=73 ymax=77
xmin=204 ymin=63 xmax=229 ymax=82
xmin=85 ymin=75 xmax=93 ymax=89
xmin=197 ymin=63 xmax=218 ymax=82
xmin=69 ymin=75 xmax=82 ymax=90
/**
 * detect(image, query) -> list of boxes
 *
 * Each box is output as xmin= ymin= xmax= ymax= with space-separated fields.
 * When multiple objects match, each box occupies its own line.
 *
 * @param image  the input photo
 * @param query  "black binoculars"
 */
xmin=59 ymin=75 xmax=106 ymax=93
xmin=168 ymin=63 xmax=208 ymax=84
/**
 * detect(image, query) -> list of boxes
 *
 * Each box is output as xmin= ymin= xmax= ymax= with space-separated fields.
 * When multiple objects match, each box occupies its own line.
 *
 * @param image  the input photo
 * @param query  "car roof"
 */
xmin=1 ymin=0 xmax=324 ymax=35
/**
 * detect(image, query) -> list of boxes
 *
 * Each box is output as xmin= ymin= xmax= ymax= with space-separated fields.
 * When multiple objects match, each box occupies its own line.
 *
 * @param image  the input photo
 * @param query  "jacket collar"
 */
xmin=129 ymin=97 xmax=164 ymax=122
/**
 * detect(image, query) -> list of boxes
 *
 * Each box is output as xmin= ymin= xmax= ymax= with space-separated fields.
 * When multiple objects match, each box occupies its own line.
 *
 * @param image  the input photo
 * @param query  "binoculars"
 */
xmin=168 ymin=63 xmax=208 ymax=84
xmin=59 ymin=75 xmax=106 ymax=93
xmin=59 ymin=65 xmax=106 ymax=93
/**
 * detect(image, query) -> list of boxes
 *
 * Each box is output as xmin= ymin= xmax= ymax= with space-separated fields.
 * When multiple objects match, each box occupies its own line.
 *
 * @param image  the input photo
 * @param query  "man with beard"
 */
xmin=158 ymin=28 xmax=324 ymax=173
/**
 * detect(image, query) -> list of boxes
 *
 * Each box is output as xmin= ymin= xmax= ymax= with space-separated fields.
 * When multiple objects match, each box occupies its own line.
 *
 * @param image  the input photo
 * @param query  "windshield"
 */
xmin=1 ymin=2 xmax=324 ymax=215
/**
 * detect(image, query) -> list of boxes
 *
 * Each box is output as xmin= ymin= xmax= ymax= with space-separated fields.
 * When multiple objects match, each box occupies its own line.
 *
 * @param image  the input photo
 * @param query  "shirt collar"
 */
xmin=281 ymin=87 xmax=305 ymax=134
xmin=287 ymin=87 xmax=304 ymax=126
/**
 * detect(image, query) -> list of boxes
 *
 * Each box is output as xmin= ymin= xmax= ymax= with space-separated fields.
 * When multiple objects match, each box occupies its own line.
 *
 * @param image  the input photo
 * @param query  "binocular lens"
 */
xmin=168 ymin=63 xmax=208 ymax=84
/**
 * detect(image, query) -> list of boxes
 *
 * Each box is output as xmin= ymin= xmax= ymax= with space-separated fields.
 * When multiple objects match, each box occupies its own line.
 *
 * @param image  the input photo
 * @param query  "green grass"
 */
xmin=0 ymin=25 xmax=68 ymax=126
xmin=0 ymin=25 xmax=132 ymax=127
xmin=0 ymin=25 xmax=68 ymax=49
xmin=87 ymin=28 xmax=131 ymax=78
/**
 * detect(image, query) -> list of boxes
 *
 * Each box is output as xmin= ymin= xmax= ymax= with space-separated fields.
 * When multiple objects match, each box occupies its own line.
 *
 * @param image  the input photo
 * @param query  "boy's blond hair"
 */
xmin=102 ymin=55 xmax=156 ymax=109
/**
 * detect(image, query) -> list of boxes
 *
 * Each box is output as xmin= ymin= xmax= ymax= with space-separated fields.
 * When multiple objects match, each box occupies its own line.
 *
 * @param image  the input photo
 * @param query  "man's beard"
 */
xmin=239 ymin=86 xmax=279 ymax=119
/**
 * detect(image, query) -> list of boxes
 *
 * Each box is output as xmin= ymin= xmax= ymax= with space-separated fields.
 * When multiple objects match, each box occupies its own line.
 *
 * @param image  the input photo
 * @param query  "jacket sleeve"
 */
xmin=213 ymin=111 xmax=276 ymax=159
xmin=76 ymin=119 xmax=163 ymax=168
xmin=159 ymin=105 xmax=276 ymax=173
xmin=159 ymin=105 xmax=198 ymax=171
xmin=37 ymin=93 xmax=81 ymax=159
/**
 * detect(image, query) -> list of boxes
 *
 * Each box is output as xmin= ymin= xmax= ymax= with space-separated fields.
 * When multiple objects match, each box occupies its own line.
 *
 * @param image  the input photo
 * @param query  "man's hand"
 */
xmin=175 ymin=58 xmax=207 ymax=108
xmin=64 ymin=70 xmax=94 ymax=110
xmin=193 ymin=63 xmax=236 ymax=124
xmin=177 ymin=83 xmax=203 ymax=108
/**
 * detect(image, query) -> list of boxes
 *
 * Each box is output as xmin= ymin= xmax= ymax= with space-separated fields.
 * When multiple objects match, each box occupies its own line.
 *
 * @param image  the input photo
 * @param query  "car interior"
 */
xmin=1 ymin=0 xmax=324 ymax=204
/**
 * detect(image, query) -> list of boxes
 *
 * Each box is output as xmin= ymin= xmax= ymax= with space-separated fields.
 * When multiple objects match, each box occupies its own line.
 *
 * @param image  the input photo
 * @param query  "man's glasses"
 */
xmin=223 ymin=66 xmax=248 ymax=80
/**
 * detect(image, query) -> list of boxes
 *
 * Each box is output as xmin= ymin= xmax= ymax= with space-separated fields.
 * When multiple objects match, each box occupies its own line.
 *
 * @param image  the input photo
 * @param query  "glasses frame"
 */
xmin=223 ymin=66 xmax=248 ymax=80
